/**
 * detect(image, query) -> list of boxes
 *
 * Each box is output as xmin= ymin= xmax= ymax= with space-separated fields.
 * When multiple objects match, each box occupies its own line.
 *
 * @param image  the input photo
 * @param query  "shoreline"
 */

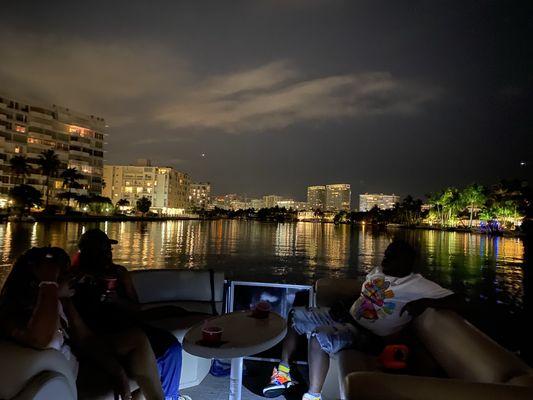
xmin=0 ymin=213 xmax=524 ymax=237
xmin=0 ymin=214 xmax=199 ymax=223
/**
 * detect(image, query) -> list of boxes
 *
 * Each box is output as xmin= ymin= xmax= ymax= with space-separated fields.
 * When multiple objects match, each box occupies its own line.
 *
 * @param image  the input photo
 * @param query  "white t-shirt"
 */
xmin=350 ymin=268 xmax=453 ymax=336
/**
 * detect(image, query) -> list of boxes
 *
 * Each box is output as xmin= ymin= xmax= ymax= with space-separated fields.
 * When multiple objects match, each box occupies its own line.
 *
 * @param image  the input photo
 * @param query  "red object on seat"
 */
xmin=70 ymin=250 xmax=80 ymax=269
xmin=378 ymin=344 xmax=409 ymax=369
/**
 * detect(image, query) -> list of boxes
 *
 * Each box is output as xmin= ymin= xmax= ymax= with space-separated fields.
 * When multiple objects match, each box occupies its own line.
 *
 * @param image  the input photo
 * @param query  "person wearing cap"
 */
xmin=73 ymin=229 xmax=192 ymax=400
xmin=0 ymin=247 xmax=165 ymax=400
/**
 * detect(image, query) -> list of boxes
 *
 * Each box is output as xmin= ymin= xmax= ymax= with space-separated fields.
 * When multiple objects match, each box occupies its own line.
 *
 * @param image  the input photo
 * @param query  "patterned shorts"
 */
xmin=290 ymin=307 xmax=356 ymax=355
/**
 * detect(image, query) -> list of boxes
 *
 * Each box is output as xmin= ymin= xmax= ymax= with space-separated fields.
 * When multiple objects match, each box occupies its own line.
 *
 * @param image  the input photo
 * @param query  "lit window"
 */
xmin=15 ymin=125 xmax=26 ymax=133
xmin=14 ymin=146 xmax=22 ymax=154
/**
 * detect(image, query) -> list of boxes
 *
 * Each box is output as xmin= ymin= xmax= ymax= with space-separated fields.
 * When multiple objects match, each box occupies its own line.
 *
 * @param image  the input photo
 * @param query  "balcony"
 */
xmin=29 ymin=110 xmax=53 ymax=120
xmin=29 ymin=121 xmax=54 ymax=130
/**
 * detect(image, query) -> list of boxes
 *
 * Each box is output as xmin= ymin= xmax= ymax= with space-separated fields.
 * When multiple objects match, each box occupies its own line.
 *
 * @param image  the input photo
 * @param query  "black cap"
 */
xmin=78 ymin=229 xmax=118 ymax=250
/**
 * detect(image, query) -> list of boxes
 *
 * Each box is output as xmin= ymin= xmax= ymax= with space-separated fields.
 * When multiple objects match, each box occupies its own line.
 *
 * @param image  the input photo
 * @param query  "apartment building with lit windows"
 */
xmin=189 ymin=182 xmax=211 ymax=209
xmin=325 ymin=184 xmax=351 ymax=212
xmin=0 ymin=93 xmax=105 ymax=203
xmin=359 ymin=193 xmax=400 ymax=211
xmin=103 ymin=160 xmax=190 ymax=215
xmin=307 ymin=185 xmax=326 ymax=210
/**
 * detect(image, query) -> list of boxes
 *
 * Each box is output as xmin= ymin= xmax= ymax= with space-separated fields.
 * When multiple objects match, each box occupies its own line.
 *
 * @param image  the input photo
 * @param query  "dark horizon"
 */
xmin=1 ymin=0 xmax=531 ymax=200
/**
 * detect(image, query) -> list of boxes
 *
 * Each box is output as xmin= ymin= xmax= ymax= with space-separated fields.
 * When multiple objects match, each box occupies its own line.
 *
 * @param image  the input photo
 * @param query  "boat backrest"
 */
xmin=414 ymin=308 xmax=533 ymax=385
xmin=131 ymin=269 xmax=225 ymax=315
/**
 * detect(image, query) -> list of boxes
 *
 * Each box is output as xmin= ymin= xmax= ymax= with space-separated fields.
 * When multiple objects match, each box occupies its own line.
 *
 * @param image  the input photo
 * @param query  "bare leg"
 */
xmin=108 ymin=329 xmax=164 ymax=400
xmin=281 ymin=325 xmax=300 ymax=365
xmin=308 ymin=336 xmax=329 ymax=394
xmin=80 ymin=338 xmax=132 ymax=400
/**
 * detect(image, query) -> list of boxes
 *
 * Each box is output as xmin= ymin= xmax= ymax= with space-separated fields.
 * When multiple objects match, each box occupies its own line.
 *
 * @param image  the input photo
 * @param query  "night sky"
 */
xmin=1 ymin=1 xmax=531 ymax=200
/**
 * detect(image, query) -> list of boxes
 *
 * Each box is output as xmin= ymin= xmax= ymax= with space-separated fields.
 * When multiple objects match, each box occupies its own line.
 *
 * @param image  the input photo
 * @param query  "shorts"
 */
xmin=290 ymin=307 xmax=356 ymax=355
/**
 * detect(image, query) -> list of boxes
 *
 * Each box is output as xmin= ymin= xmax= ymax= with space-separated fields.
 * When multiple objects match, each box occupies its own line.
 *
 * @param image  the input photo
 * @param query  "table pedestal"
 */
xmin=229 ymin=357 xmax=243 ymax=400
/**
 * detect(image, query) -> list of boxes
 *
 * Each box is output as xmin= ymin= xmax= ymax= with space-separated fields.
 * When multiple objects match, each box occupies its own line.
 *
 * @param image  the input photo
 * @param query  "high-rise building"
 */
xmin=212 ymin=194 xmax=240 ymax=210
xmin=250 ymin=198 xmax=265 ymax=210
xmin=276 ymin=199 xmax=308 ymax=210
xmin=263 ymin=194 xmax=284 ymax=208
xmin=359 ymin=193 xmax=400 ymax=212
xmin=307 ymin=185 xmax=326 ymax=210
xmin=103 ymin=160 xmax=190 ymax=214
xmin=325 ymin=184 xmax=351 ymax=212
xmin=189 ymin=182 xmax=211 ymax=209
xmin=0 ymin=93 xmax=105 ymax=202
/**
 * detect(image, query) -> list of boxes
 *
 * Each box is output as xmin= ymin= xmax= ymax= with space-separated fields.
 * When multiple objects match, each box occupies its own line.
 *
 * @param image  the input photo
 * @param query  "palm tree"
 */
xmin=117 ymin=198 xmax=130 ymax=207
xmin=60 ymin=167 xmax=83 ymax=209
xmin=9 ymin=184 xmax=42 ymax=216
xmin=37 ymin=149 xmax=61 ymax=208
xmin=460 ymin=184 xmax=487 ymax=228
xmin=136 ymin=196 xmax=152 ymax=217
xmin=116 ymin=198 xmax=130 ymax=213
xmin=427 ymin=191 xmax=445 ymax=225
xmin=75 ymin=194 xmax=91 ymax=212
xmin=440 ymin=188 xmax=460 ymax=226
xmin=9 ymin=155 xmax=30 ymax=185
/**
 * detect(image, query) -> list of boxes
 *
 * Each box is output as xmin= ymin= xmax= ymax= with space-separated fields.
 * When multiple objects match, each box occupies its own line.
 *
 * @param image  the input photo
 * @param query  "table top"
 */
xmin=182 ymin=310 xmax=287 ymax=359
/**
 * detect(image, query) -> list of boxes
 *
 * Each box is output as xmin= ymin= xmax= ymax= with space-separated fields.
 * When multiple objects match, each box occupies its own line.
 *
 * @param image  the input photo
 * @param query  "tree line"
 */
xmin=4 ymin=150 xmax=153 ymax=217
xmin=333 ymin=180 xmax=530 ymax=232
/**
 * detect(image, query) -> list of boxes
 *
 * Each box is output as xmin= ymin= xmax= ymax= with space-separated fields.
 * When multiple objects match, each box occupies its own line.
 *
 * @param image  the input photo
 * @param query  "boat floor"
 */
xmin=181 ymin=360 xmax=309 ymax=400
xmin=181 ymin=373 xmax=264 ymax=399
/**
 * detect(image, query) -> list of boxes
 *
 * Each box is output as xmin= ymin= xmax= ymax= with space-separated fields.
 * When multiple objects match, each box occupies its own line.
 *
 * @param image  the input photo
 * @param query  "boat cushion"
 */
xmin=131 ymin=269 xmax=225 ymax=305
xmin=345 ymin=372 xmax=533 ymax=400
xmin=414 ymin=308 xmax=533 ymax=384
xmin=0 ymin=341 xmax=77 ymax=400
xmin=337 ymin=348 xmax=379 ymax=378
xmin=140 ymin=300 xmax=224 ymax=315
xmin=145 ymin=314 xmax=210 ymax=342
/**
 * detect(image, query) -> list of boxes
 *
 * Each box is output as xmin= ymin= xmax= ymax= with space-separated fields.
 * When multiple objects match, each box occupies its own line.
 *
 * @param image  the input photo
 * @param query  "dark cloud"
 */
xmin=0 ymin=0 xmax=531 ymax=199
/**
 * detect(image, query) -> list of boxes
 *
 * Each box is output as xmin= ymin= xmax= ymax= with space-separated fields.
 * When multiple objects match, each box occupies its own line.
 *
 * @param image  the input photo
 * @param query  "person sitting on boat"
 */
xmin=263 ymin=239 xmax=457 ymax=400
xmin=71 ymin=228 xmax=195 ymax=400
xmin=0 ymin=247 xmax=165 ymax=400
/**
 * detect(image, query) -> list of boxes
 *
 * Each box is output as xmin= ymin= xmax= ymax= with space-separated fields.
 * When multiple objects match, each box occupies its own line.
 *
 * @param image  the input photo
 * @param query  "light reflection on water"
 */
xmin=0 ymin=220 xmax=528 ymax=350
xmin=0 ymin=220 xmax=525 ymax=307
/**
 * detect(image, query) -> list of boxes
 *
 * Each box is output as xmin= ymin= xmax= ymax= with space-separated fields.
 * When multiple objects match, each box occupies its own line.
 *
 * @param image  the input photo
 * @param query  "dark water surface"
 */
xmin=0 ymin=220 xmax=530 ymax=357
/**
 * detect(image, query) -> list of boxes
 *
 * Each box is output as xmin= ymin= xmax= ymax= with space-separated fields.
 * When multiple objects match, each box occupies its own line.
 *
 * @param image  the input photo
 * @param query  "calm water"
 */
xmin=0 ymin=220 xmax=530 ymax=354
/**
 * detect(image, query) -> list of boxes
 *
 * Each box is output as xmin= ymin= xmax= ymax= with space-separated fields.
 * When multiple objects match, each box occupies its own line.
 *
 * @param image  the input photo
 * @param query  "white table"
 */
xmin=183 ymin=310 xmax=287 ymax=400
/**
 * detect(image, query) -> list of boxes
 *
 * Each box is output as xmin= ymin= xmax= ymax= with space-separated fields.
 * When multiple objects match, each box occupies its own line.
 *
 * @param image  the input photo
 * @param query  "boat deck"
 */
xmin=181 ymin=360 xmax=308 ymax=400
xmin=181 ymin=374 xmax=264 ymax=400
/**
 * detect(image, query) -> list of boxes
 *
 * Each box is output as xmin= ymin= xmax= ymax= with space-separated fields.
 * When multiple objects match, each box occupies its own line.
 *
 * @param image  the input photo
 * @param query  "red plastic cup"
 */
xmin=202 ymin=326 xmax=223 ymax=344
xmin=104 ymin=277 xmax=118 ymax=291
xmin=252 ymin=301 xmax=272 ymax=319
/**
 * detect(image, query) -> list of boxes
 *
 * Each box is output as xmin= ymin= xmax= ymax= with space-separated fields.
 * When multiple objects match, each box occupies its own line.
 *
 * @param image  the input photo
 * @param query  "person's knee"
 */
xmin=124 ymin=328 xmax=151 ymax=348
xmin=309 ymin=335 xmax=322 ymax=351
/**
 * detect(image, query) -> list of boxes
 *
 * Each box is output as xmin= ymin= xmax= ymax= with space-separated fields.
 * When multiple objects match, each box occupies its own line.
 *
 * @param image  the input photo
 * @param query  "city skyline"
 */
xmin=0 ymin=1 xmax=530 ymax=199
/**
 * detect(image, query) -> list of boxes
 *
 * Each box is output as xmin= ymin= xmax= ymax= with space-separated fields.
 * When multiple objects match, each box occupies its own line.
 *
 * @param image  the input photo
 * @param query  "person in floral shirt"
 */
xmin=263 ymin=240 xmax=456 ymax=400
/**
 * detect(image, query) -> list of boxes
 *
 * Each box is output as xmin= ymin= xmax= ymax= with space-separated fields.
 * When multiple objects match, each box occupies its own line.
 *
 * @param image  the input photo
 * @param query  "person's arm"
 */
xmin=102 ymin=265 xmax=140 ymax=313
xmin=400 ymin=294 xmax=463 ymax=318
xmin=117 ymin=265 xmax=139 ymax=304
xmin=61 ymin=298 xmax=93 ymax=344
xmin=4 ymin=284 xmax=60 ymax=349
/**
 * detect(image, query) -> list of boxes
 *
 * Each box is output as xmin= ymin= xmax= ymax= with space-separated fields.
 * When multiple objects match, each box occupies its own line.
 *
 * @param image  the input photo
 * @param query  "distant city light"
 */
xmin=519 ymin=161 xmax=526 ymax=167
